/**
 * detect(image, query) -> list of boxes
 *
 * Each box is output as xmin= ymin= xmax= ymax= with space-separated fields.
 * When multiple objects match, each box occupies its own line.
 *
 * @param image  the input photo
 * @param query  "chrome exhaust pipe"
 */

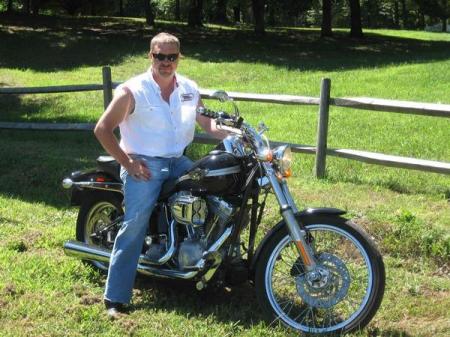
xmin=64 ymin=220 xmax=177 ymax=267
xmin=64 ymin=240 xmax=111 ymax=263
xmin=63 ymin=240 xmax=199 ymax=279
xmin=63 ymin=226 xmax=233 ymax=280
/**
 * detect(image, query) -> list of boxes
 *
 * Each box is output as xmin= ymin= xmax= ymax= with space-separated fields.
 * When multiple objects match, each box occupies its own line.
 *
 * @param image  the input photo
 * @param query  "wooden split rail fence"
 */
xmin=1 ymin=66 xmax=449 ymax=177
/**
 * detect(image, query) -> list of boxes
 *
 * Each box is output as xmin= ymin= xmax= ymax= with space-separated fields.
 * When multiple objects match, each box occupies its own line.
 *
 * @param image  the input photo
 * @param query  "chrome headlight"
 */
xmin=272 ymin=145 xmax=292 ymax=177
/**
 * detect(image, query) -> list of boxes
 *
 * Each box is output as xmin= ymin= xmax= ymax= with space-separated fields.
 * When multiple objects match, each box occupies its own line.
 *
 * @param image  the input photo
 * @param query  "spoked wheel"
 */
xmin=255 ymin=215 xmax=385 ymax=335
xmin=76 ymin=192 xmax=123 ymax=271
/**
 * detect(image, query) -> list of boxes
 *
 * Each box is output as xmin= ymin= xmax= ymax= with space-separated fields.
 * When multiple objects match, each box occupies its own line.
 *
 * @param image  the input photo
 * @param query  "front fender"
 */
xmin=249 ymin=207 xmax=346 ymax=280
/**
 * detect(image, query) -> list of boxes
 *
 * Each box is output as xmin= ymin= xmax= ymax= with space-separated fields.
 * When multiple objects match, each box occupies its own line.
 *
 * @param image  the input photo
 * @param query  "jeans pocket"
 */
xmin=143 ymin=157 xmax=170 ymax=181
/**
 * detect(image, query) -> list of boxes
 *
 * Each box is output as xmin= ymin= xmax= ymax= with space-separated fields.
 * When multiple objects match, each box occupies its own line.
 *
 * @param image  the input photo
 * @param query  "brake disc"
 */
xmin=296 ymin=253 xmax=351 ymax=308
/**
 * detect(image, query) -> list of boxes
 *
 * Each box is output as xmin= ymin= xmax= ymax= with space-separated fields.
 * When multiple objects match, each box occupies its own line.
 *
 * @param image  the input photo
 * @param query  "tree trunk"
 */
xmin=119 ymin=0 xmax=124 ymax=16
xmin=31 ymin=0 xmax=41 ymax=16
xmin=349 ymin=0 xmax=363 ymax=38
xmin=321 ymin=0 xmax=333 ymax=37
xmin=367 ymin=0 xmax=379 ymax=28
xmin=144 ymin=0 xmax=156 ymax=27
xmin=188 ymin=0 xmax=203 ymax=27
xmin=442 ymin=18 xmax=447 ymax=32
xmin=267 ymin=2 xmax=275 ymax=26
xmin=393 ymin=0 xmax=400 ymax=28
xmin=252 ymin=0 xmax=265 ymax=35
xmin=214 ymin=0 xmax=228 ymax=24
xmin=175 ymin=0 xmax=180 ymax=21
xmin=400 ymin=0 xmax=407 ymax=28
xmin=7 ymin=0 xmax=13 ymax=12
xmin=90 ymin=0 xmax=97 ymax=16
xmin=417 ymin=9 xmax=425 ymax=29
xmin=233 ymin=6 xmax=240 ymax=23
xmin=23 ymin=0 xmax=31 ymax=14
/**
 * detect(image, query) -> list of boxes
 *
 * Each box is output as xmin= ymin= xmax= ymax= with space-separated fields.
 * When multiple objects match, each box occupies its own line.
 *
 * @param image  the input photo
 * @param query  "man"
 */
xmin=94 ymin=32 xmax=227 ymax=319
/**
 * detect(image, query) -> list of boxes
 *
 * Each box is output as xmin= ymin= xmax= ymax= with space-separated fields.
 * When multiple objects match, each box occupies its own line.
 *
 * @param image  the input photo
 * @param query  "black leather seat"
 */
xmin=96 ymin=156 xmax=121 ymax=181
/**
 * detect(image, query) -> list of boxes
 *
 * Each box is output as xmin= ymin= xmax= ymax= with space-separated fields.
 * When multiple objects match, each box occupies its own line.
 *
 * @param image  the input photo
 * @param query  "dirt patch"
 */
xmin=0 ymin=299 xmax=9 ymax=308
xmin=22 ymin=230 xmax=43 ymax=246
xmin=79 ymin=294 xmax=101 ymax=305
xmin=118 ymin=318 xmax=138 ymax=335
xmin=432 ymin=263 xmax=450 ymax=278
xmin=2 ymin=283 xmax=24 ymax=297
xmin=72 ymin=283 xmax=89 ymax=297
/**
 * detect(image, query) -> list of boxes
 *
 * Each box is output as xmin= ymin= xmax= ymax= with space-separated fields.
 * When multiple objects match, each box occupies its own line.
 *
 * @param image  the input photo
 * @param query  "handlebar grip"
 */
xmin=197 ymin=107 xmax=240 ymax=128
xmin=197 ymin=107 xmax=218 ymax=118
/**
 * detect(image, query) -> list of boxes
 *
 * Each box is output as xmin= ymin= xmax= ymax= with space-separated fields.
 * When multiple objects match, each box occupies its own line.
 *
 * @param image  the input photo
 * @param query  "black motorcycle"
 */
xmin=63 ymin=91 xmax=385 ymax=335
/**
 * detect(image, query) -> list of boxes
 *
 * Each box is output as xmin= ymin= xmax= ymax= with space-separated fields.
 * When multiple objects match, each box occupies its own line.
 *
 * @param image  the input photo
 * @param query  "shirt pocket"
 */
xmin=134 ymin=103 xmax=170 ymax=129
xmin=180 ymin=101 xmax=196 ymax=125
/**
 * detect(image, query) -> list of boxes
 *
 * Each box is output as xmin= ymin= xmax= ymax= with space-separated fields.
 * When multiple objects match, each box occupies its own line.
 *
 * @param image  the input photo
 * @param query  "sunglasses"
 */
xmin=152 ymin=53 xmax=179 ymax=62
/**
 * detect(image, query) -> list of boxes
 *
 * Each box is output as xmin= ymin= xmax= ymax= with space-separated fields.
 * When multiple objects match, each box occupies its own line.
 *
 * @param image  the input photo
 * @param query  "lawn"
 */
xmin=0 ymin=14 xmax=449 ymax=337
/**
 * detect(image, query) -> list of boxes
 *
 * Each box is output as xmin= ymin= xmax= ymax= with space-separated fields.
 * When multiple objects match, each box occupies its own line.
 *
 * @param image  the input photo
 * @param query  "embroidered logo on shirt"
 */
xmin=181 ymin=93 xmax=194 ymax=102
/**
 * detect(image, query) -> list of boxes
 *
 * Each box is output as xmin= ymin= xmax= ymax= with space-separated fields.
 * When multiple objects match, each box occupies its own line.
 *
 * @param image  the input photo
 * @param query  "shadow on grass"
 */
xmin=367 ymin=328 xmax=413 ymax=337
xmin=0 ymin=13 xmax=449 ymax=74
xmin=132 ymin=276 xmax=268 ymax=330
xmin=130 ymin=276 xmax=413 ymax=336
xmin=0 ymin=129 xmax=103 ymax=207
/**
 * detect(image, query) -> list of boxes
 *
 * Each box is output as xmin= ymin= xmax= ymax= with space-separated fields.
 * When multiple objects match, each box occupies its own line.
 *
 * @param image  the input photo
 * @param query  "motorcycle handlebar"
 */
xmin=197 ymin=107 xmax=243 ymax=128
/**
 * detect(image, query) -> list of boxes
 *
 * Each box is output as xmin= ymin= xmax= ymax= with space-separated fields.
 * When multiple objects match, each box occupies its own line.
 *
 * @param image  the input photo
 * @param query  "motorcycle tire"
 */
xmin=254 ymin=215 xmax=385 ymax=335
xmin=76 ymin=191 xmax=123 ymax=272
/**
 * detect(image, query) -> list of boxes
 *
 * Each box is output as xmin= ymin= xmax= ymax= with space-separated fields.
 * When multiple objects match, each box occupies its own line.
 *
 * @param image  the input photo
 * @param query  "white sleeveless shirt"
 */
xmin=117 ymin=70 xmax=199 ymax=158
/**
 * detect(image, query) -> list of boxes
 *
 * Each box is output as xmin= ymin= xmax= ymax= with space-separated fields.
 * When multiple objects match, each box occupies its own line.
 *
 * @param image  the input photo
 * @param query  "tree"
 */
xmin=118 ymin=0 xmax=123 ymax=16
xmin=144 ymin=0 xmax=155 ymax=27
xmin=23 ymin=0 xmax=31 ymax=14
xmin=7 ymin=0 xmax=13 ymax=12
xmin=252 ymin=0 xmax=265 ymax=35
xmin=321 ymin=0 xmax=333 ymax=37
xmin=188 ymin=0 xmax=203 ymax=27
xmin=400 ymin=0 xmax=408 ymax=27
xmin=60 ymin=0 xmax=84 ymax=16
xmin=393 ymin=0 xmax=400 ymax=27
xmin=415 ymin=0 xmax=448 ymax=32
xmin=174 ymin=0 xmax=180 ymax=21
xmin=30 ymin=0 xmax=45 ymax=15
xmin=213 ymin=0 xmax=228 ymax=23
xmin=349 ymin=0 xmax=364 ymax=37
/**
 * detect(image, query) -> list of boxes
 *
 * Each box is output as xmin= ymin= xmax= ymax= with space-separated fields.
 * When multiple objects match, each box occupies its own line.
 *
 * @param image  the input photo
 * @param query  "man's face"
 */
xmin=150 ymin=42 xmax=179 ymax=79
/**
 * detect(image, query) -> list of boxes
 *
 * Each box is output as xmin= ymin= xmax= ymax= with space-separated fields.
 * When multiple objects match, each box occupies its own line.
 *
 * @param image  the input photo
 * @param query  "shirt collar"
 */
xmin=147 ymin=68 xmax=178 ymax=92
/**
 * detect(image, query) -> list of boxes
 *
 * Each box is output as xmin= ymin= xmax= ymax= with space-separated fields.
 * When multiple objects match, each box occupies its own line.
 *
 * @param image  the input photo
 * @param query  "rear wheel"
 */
xmin=255 ymin=215 xmax=385 ymax=335
xmin=76 ymin=192 xmax=123 ymax=271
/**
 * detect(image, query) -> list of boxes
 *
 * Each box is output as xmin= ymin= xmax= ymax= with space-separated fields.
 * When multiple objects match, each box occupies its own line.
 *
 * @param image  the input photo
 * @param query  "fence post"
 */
xmin=315 ymin=78 xmax=331 ymax=178
xmin=102 ymin=66 xmax=113 ymax=110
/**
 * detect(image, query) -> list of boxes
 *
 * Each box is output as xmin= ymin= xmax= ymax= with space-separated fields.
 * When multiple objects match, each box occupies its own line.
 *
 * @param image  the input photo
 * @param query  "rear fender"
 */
xmin=63 ymin=169 xmax=123 ymax=206
xmin=248 ymin=207 xmax=346 ymax=280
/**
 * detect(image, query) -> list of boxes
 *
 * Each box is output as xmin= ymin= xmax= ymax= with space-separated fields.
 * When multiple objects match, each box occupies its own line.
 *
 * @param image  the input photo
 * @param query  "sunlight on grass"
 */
xmin=0 ymin=16 xmax=449 ymax=337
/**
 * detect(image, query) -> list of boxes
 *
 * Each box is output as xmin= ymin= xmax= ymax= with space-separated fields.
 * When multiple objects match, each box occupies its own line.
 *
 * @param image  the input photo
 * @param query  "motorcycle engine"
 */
xmin=169 ymin=192 xmax=236 ymax=269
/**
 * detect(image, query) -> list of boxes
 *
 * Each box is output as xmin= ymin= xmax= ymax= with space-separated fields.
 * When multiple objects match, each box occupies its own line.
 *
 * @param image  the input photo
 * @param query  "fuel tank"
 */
xmin=176 ymin=151 xmax=243 ymax=196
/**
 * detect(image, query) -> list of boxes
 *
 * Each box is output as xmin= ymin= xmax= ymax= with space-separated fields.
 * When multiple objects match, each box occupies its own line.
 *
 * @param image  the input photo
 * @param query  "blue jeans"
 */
xmin=104 ymin=154 xmax=193 ymax=304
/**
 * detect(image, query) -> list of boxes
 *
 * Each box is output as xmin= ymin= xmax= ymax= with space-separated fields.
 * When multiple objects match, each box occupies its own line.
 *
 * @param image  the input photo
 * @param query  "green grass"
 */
xmin=1 ymin=15 xmax=449 ymax=195
xmin=0 ymin=15 xmax=449 ymax=336
xmin=0 ymin=130 xmax=449 ymax=337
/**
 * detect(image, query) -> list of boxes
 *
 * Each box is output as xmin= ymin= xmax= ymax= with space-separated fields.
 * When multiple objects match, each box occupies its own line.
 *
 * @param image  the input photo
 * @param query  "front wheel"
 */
xmin=255 ymin=215 xmax=385 ymax=335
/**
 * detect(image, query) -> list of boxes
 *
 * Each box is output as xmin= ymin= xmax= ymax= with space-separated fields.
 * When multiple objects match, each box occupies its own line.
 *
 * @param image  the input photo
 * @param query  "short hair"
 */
xmin=150 ymin=33 xmax=180 ymax=52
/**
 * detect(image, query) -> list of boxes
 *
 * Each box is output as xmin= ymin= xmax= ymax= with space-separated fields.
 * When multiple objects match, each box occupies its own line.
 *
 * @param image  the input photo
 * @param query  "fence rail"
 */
xmin=1 ymin=66 xmax=449 ymax=176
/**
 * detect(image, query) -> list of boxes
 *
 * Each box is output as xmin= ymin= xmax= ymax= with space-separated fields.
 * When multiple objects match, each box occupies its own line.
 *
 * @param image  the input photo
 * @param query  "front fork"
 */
xmin=263 ymin=163 xmax=317 ymax=270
